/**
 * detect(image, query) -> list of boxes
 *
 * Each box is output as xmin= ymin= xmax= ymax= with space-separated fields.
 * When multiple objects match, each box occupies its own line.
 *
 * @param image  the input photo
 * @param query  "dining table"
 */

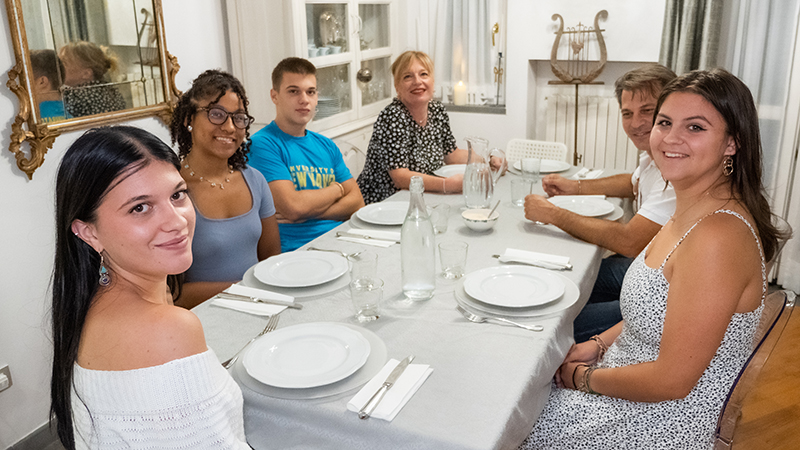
xmin=193 ymin=165 xmax=625 ymax=450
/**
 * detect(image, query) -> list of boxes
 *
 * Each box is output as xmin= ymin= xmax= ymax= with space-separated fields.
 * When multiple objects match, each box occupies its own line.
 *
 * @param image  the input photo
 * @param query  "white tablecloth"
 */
xmin=193 ymin=169 xmax=618 ymax=449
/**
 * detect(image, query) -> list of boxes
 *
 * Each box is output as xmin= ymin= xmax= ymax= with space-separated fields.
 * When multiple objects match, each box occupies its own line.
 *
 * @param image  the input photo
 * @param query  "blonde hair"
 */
xmin=391 ymin=51 xmax=434 ymax=88
xmin=59 ymin=41 xmax=119 ymax=82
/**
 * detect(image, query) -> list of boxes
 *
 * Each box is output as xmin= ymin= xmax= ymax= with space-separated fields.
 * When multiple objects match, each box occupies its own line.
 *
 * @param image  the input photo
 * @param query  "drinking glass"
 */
xmin=438 ymin=241 xmax=468 ymax=280
xmin=511 ymin=179 xmax=534 ymax=206
xmin=521 ymin=158 xmax=542 ymax=182
xmin=348 ymin=250 xmax=377 ymax=283
xmin=430 ymin=204 xmax=450 ymax=234
xmin=350 ymin=278 xmax=383 ymax=322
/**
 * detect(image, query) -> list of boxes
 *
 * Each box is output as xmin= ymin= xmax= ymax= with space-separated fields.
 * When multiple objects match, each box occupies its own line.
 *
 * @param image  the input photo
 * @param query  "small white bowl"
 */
xmin=462 ymin=208 xmax=499 ymax=232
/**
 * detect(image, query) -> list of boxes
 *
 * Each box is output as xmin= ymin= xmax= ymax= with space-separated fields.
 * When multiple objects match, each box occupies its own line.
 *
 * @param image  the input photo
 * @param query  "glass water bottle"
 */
xmin=401 ymin=176 xmax=436 ymax=301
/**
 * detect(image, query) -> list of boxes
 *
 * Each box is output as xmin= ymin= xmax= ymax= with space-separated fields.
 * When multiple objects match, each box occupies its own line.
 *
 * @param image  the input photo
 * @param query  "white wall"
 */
xmin=0 ymin=0 xmax=230 ymax=446
xmin=446 ymin=0 xmax=666 ymax=149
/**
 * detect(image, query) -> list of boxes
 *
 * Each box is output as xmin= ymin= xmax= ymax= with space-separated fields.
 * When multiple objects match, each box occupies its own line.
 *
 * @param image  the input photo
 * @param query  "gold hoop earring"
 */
xmin=723 ymin=155 xmax=734 ymax=177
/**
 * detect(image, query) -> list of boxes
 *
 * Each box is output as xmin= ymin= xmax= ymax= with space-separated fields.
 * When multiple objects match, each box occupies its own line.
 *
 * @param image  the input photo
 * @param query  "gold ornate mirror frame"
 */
xmin=4 ymin=0 xmax=180 ymax=179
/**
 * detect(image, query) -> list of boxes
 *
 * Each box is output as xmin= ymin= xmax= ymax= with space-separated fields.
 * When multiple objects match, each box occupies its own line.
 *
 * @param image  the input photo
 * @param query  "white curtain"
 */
xmin=719 ymin=0 xmax=800 ymax=291
xmin=424 ymin=0 xmax=502 ymax=105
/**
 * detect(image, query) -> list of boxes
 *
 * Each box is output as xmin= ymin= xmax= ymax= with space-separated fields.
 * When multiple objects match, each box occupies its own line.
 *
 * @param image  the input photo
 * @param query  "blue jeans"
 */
xmin=573 ymin=254 xmax=633 ymax=343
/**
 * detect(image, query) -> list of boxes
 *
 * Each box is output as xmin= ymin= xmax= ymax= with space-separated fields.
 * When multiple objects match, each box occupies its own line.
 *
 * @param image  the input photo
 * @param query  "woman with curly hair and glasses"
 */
xmin=170 ymin=69 xmax=280 ymax=308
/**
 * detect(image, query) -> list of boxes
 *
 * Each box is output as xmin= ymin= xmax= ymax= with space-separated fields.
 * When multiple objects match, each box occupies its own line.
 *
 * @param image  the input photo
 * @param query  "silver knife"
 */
xmin=358 ymin=355 xmax=415 ymax=419
xmin=492 ymin=254 xmax=573 ymax=271
xmin=214 ymin=292 xmax=303 ymax=310
xmin=336 ymin=231 xmax=400 ymax=244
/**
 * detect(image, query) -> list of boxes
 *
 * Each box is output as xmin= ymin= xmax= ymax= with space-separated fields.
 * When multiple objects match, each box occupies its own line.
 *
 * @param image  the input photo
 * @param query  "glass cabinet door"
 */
xmin=358 ymin=3 xmax=390 ymax=51
xmin=359 ymin=57 xmax=391 ymax=106
xmin=316 ymin=63 xmax=352 ymax=119
xmin=305 ymin=3 xmax=349 ymax=58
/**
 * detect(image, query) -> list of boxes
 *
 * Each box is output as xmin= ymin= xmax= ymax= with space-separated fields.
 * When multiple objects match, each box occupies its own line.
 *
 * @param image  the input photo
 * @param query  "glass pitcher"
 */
xmin=462 ymin=137 xmax=506 ymax=209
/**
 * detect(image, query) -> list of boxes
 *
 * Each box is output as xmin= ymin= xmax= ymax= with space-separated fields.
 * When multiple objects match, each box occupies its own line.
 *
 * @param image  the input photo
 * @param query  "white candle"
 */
xmin=453 ymin=81 xmax=467 ymax=106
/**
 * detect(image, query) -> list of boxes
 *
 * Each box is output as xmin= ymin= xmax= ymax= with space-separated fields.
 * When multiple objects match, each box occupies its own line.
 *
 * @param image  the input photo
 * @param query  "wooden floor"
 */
xmin=731 ymin=293 xmax=800 ymax=449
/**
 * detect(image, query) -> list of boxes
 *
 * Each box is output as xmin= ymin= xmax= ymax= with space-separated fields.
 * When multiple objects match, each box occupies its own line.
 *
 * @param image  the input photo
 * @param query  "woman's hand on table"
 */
xmin=523 ymin=194 xmax=558 ymax=223
xmin=542 ymin=174 xmax=579 ymax=196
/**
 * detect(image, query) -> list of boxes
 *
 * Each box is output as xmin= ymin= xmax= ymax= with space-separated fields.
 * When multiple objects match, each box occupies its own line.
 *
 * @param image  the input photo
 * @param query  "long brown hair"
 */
xmin=655 ymin=68 xmax=783 ymax=260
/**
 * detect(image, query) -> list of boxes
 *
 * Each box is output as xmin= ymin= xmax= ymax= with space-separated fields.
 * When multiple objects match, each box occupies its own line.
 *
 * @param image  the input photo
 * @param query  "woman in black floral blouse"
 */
xmin=59 ymin=41 xmax=127 ymax=118
xmin=357 ymin=51 xmax=468 ymax=204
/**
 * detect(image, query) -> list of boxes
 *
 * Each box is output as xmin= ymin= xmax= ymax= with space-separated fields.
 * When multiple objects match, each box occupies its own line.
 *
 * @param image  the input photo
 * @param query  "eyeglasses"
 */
xmin=197 ymin=106 xmax=254 ymax=129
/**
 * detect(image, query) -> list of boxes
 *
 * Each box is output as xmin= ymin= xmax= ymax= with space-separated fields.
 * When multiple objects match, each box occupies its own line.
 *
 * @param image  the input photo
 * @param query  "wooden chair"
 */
xmin=713 ymin=289 xmax=796 ymax=449
xmin=505 ymin=139 xmax=568 ymax=163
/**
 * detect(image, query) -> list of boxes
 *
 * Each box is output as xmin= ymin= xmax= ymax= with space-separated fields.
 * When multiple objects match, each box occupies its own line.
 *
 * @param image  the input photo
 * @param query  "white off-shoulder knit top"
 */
xmin=71 ymin=348 xmax=250 ymax=449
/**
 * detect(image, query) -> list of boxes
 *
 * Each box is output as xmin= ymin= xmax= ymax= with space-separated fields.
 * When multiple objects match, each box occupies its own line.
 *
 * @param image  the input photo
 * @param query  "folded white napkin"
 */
xmin=347 ymin=359 xmax=433 ymax=421
xmin=210 ymin=284 xmax=294 ymax=316
xmin=571 ymin=168 xmax=604 ymax=179
xmin=549 ymin=194 xmax=606 ymax=201
xmin=498 ymin=248 xmax=571 ymax=267
xmin=584 ymin=169 xmax=604 ymax=179
xmin=337 ymin=228 xmax=400 ymax=248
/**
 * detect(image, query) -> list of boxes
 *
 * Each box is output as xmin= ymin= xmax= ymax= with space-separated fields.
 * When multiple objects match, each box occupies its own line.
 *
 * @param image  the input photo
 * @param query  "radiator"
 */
xmin=544 ymin=93 xmax=638 ymax=172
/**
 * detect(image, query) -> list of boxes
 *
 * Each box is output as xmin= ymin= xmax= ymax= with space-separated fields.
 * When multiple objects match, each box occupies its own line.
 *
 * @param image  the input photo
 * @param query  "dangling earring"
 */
xmin=98 ymin=254 xmax=111 ymax=287
xmin=722 ymin=155 xmax=734 ymax=177
xmin=187 ymin=125 xmax=193 ymax=132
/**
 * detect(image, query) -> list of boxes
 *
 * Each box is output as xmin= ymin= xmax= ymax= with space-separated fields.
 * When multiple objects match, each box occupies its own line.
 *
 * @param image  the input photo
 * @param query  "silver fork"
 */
xmin=456 ymin=305 xmax=544 ymax=332
xmin=307 ymin=247 xmax=363 ymax=258
xmin=222 ymin=314 xmax=280 ymax=369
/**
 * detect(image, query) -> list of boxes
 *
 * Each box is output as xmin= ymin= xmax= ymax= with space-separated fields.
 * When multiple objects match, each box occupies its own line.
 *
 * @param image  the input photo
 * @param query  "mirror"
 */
xmin=5 ymin=0 xmax=180 ymax=179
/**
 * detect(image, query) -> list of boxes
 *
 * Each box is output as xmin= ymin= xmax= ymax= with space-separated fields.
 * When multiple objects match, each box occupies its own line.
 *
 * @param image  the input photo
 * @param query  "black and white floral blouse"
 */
xmin=62 ymin=80 xmax=127 ymax=118
xmin=357 ymin=98 xmax=457 ymax=204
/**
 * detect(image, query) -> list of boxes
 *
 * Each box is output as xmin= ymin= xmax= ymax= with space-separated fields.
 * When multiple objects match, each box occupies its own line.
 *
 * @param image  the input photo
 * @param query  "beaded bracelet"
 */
xmin=590 ymin=335 xmax=609 ymax=360
xmin=578 ymin=179 xmax=582 ymax=194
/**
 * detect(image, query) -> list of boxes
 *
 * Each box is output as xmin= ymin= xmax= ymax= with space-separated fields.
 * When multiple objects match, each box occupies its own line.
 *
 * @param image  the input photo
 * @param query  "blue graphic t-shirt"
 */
xmin=249 ymin=121 xmax=353 ymax=252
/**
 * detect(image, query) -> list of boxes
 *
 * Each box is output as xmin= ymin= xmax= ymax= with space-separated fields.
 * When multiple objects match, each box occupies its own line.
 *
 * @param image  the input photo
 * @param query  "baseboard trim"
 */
xmin=8 ymin=418 xmax=61 ymax=450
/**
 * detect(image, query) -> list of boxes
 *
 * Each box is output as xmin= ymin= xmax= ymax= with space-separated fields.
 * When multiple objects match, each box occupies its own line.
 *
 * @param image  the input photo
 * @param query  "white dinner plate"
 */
xmin=455 ymin=271 xmax=580 ymax=318
xmin=433 ymin=164 xmax=466 ymax=177
xmin=243 ymin=264 xmax=350 ymax=299
xmin=356 ymin=202 xmax=409 ymax=226
xmin=254 ymin=252 xmax=348 ymax=288
xmin=463 ymin=266 xmax=566 ymax=308
xmin=548 ymin=196 xmax=615 ymax=217
xmin=512 ymin=159 xmax=571 ymax=173
xmin=243 ymin=322 xmax=371 ymax=389
xmin=234 ymin=323 xmax=387 ymax=399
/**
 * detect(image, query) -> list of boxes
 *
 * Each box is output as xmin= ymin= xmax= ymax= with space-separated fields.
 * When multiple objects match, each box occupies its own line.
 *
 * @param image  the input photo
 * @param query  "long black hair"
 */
xmin=51 ymin=126 xmax=181 ymax=449
xmin=654 ymin=68 xmax=783 ymax=261
xmin=169 ymin=69 xmax=252 ymax=169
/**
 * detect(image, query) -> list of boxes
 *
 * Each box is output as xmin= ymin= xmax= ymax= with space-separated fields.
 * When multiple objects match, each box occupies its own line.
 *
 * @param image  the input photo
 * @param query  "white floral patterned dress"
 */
xmin=519 ymin=210 xmax=765 ymax=450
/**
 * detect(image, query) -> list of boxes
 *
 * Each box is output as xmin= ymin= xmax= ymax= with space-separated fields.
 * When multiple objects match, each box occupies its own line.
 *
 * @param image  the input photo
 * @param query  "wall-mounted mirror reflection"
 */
xmin=23 ymin=0 xmax=165 ymax=123
xmin=6 ymin=0 xmax=179 ymax=179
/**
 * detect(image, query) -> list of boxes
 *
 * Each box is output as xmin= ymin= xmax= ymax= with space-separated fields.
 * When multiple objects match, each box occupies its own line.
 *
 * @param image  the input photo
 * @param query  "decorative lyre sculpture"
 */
xmin=550 ymin=10 xmax=607 ymax=83
xmin=548 ymin=10 xmax=608 ymax=165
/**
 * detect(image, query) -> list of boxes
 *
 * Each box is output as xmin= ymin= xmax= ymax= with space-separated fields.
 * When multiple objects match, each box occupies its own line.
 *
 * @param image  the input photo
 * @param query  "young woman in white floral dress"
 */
xmin=519 ymin=68 xmax=785 ymax=449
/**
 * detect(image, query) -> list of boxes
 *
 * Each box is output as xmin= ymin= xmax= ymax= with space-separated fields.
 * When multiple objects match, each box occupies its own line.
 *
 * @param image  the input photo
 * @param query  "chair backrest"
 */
xmin=713 ymin=289 xmax=795 ymax=449
xmin=766 ymin=215 xmax=793 ymax=276
xmin=336 ymin=140 xmax=366 ymax=178
xmin=505 ymin=139 xmax=568 ymax=163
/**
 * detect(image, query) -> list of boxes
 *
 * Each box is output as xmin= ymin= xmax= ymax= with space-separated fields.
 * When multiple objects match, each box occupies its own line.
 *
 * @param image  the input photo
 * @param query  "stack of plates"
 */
xmin=512 ymin=159 xmax=571 ymax=173
xmin=455 ymin=265 xmax=580 ymax=318
xmin=355 ymin=201 xmax=408 ymax=226
xmin=316 ymin=97 xmax=341 ymax=119
xmin=243 ymin=251 xmax=351 ymax=299
xmin=237 ymin=322 xmax=388 ymax=399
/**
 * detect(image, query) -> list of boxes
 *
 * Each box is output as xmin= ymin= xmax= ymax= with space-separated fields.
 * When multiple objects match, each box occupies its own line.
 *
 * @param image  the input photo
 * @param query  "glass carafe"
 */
xmin=462 ymin=137 xmax=506 ymax=209
xmin=401 ymin=176 xmax=436 ymax=301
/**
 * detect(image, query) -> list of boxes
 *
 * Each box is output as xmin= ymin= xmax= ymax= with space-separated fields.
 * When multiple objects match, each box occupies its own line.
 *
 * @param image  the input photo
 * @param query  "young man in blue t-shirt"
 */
xmin=248 ymin=58 xmax=365 ymax=252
